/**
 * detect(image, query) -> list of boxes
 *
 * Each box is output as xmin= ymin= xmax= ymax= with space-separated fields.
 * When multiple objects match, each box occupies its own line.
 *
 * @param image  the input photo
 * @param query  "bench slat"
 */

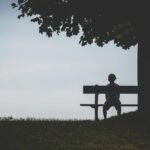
xmin=83 ymin=86 xmax=138 ymax=94
xmin=80 ymin=104 xmax=138 ymax=107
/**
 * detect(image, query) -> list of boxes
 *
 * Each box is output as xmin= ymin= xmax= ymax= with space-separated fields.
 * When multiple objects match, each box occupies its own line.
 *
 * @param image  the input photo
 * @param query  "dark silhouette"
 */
xmin=81 ymin=83 xmax=138 ymax=120
xmin=103 ymin=74 xmax=121 ymax=119
xmin=12 ymin=1 xmax=150 ymax=116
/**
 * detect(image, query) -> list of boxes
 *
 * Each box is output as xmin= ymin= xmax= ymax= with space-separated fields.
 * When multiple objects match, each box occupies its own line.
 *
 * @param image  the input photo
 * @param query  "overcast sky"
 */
xmin=0 ymin=0 xmax=138 ymax=120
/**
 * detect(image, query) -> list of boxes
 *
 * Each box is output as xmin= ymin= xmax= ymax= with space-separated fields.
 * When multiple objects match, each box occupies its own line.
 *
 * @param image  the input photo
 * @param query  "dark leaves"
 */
xmin=31 ymin=17 xmax=42 ymax=25
xmin=12 ymin=0 xmax=138 ymax=49
xmin=11 ymin=3 xmax=17 ymax=8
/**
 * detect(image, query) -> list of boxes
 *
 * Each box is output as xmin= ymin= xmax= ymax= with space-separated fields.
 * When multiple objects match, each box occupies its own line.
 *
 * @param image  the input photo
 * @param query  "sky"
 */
xmin=0 ymin=0 xmax=138 ymax=120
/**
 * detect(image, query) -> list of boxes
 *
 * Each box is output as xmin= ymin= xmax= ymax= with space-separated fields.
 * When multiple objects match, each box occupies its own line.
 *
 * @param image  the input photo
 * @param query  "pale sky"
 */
xmin=0 ymin=0 xmax=138 ymax=120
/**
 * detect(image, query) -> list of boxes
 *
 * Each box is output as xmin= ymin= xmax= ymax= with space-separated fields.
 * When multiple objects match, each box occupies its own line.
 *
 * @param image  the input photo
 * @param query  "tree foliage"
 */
xmin=12 ymin=0 xmax=142 ymax=49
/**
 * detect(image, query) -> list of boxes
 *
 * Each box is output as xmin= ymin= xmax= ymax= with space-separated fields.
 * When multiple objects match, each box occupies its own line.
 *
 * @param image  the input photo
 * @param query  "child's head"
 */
xmin=108 ymin=74 xmax=116 ymax=82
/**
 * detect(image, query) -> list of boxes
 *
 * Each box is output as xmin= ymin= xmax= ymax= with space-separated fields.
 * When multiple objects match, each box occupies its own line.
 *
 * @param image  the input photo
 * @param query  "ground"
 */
xmin=0 ymin=111 xmax=150 ymax=150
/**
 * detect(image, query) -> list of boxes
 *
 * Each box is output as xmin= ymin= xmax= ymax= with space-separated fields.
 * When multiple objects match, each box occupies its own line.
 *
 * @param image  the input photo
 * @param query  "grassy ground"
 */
xmin=0 ymin=112 xmax=150 ymax=150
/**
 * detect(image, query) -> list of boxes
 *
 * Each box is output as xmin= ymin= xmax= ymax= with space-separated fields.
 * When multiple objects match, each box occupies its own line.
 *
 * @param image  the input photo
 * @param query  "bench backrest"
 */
xmin=83 ymin=85 xmax=138 ymax=94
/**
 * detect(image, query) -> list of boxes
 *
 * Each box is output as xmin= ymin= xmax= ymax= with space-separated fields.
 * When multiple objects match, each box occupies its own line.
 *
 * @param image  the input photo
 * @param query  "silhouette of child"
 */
xmin=103 ymin=74 xmax=121 ymax=119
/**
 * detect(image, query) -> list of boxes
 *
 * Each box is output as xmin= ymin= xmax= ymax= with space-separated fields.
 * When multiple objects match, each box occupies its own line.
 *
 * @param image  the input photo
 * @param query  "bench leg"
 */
xmin=95 ymin=93 xmax=99 ymax=121
xmin=103 ymin=107 xmax=107 ymax=119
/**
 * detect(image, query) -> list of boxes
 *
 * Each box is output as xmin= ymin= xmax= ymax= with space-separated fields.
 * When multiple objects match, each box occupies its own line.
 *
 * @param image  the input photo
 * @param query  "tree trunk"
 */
xmin=138 ymin=19 xmax=150 ymax=117
xmin=138 ymin=41 xmax=150 ymax=114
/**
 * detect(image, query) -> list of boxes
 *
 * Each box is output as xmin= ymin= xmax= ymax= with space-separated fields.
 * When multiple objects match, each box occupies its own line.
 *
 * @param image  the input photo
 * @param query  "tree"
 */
xmin=12 ymin=0 xmax=150 ymax=115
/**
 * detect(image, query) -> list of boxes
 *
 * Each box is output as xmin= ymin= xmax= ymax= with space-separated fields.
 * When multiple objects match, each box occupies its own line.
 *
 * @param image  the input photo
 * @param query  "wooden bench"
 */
xmin=80 ymin=85 xmax=139 ymax=120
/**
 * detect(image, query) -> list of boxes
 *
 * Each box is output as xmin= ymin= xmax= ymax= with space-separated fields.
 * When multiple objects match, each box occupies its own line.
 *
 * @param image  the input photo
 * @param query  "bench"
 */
xmin=80 ymin=85 xmax=139 ymax=120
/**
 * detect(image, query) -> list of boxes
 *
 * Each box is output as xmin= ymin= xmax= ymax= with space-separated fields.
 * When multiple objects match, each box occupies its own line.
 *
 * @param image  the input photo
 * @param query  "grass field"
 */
xmin=0 ymin=111 xmax=150 ymax=150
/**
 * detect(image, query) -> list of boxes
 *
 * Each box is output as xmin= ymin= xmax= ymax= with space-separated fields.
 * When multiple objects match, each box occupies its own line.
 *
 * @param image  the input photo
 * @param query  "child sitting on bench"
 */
xmin=103 ymin=74 xmax=121 ymax=119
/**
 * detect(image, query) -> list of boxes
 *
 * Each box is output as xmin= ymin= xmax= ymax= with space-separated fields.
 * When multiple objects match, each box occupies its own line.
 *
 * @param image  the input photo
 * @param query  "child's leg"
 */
xmin=103 ymin=101 xmax=110 ymax=119
xmin=115 ymin=100 xmax=121 ymax=116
